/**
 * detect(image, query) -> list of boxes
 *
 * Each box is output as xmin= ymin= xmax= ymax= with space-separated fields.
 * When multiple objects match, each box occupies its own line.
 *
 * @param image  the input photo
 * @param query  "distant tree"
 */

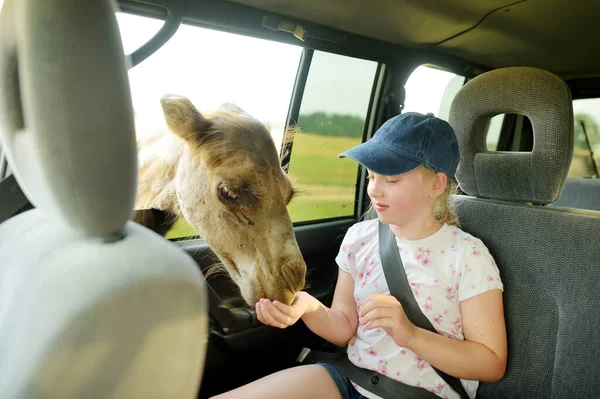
xmin=298 ymin=112 xmax=365 ymax=138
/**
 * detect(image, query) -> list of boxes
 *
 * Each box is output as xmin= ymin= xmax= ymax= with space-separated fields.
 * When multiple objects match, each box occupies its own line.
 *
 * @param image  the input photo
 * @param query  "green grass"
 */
xmin=165 ymin=217 xmax=199 ymax=240
xmin=287 ymin=133 xmax=361 ymax=187
xmin=164 ymin=133 xmax=361 ymax=239
xmin=288 ymin=199 xmax=354 ymax=222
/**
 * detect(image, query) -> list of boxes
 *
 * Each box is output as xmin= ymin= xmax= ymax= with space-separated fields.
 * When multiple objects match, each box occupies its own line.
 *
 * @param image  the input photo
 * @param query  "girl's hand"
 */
xmin=358 ymin=293 xmax=418 ymax=348
xmin=256 ymin=292 xmax=310 ymax=329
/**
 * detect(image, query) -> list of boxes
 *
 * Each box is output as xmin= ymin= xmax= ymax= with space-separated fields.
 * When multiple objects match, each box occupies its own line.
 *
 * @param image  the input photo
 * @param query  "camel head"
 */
xmin=160 ymin=95 xmax=306 ymax=306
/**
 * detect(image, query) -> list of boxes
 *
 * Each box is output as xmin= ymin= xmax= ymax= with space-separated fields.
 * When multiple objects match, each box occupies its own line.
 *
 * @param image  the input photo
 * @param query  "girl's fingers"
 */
xmin=256 ymin=301 xmax=266 ymax=324
xmin=263 ymin=300 xmax=294 ymax=326
xmin=359 ymin=308 xmax=390 ymax=325
xmin=359 ymin=296 xmax=401 ymax=317
xmin=363 ymin=317 xmax=393 ymax=330
xmin=259 ymin=302 xmax=286 ymax=328
xmin=273 ymin=300 xmax=296 ymax=318
xmin=359 ymin=298 xmax=388 ymax=317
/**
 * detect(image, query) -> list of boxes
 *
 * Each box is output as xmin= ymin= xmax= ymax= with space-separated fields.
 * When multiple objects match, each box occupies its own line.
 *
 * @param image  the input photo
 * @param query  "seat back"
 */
xmin=552 ymin=177 xmax=600 ymax=211
xmin=449 ymin=67 xmax=600 ymax=398
xmin=0 ymin=1 xmax=209 ymax=398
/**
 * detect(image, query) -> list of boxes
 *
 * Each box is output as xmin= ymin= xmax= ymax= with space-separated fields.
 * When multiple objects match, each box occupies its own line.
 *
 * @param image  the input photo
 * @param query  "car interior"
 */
xmin=0 ymin=0 xmax=599 ymax=398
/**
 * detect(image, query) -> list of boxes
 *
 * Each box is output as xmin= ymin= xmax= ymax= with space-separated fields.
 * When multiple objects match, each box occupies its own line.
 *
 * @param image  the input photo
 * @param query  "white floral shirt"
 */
xmin=335 ymin=219 xmax=503 ymax=399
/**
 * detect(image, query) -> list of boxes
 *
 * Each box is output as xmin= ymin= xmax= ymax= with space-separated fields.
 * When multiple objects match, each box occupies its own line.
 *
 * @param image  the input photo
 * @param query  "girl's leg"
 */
xmin=209 ymin=364 xmax=344 ymax=399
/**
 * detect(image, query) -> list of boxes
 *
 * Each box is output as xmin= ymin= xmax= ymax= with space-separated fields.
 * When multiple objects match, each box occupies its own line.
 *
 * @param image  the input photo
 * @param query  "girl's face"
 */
xmin=366 ymin=166 xmax=445 ymax=227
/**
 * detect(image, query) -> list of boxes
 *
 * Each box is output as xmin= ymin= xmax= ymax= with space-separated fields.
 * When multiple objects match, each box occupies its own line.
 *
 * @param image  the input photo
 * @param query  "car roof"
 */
xmin=229 ymin=0 xmax=600 ymax=80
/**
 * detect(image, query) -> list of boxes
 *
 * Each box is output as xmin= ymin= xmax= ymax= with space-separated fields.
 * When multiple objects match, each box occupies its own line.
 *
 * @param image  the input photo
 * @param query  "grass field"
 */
xmin=164 ymin=132 xmax=362 ymax=239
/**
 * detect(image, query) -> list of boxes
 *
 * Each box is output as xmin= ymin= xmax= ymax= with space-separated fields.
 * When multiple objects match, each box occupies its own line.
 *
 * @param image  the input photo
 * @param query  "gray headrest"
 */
xmin=449 ymin=67 xmax=574 ymax=204
xmin=0 ymin=0 xmax=137 ymax=236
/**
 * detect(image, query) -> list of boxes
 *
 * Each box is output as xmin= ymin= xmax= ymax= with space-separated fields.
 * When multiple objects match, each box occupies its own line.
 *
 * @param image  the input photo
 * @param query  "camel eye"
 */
xmin=219 ymin=185 xmax=239 ymax=202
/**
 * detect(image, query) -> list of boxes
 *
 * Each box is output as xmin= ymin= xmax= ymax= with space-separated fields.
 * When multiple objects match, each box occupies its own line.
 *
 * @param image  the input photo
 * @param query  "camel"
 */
xmin=134 ymin=95 xmax=306 ymax=307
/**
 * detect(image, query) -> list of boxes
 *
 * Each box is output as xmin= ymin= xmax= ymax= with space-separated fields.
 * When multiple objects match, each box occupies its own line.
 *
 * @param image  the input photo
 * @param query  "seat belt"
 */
xmin=300 ymin=222 xmax=470 ymax=398
xmin=301 ymin=349 xmax=440 ymax=399
xmin=0 ymin=174 xmax=31 ymax=224
xmin=378 ymin=221 xmax=469 ymax=399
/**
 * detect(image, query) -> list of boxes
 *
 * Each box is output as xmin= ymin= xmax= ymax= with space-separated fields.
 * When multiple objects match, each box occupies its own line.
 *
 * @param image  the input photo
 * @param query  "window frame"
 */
xmin=282 ymin=49 xmax=385 ymax=227
xmin=117 ymin=10 xmax=388 ymax=239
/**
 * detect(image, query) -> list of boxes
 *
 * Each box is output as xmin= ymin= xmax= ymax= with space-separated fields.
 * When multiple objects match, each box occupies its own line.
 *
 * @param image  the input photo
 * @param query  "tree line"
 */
xmin=298 ymin=112 xmax=365 ymax=138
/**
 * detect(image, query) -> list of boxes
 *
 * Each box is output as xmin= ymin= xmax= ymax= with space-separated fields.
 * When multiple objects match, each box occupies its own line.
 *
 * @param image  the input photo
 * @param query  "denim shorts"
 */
xmin=319 ymin=362 xmax=370 ymax=399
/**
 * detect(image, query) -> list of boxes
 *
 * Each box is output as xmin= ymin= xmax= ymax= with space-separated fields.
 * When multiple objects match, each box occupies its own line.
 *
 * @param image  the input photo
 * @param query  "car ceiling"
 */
xmin=228 ymin=0 xmax=600 ymax=80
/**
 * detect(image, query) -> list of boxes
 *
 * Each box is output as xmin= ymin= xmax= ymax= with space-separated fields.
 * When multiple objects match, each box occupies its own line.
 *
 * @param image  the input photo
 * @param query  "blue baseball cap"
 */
xmin=338 ymin=112 xmax=459 ymax=178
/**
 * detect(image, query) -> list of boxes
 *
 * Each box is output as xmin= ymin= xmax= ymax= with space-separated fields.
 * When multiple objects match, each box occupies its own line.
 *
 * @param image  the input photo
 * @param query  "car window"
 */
xmin=117 ymin=12 xmax=303 ymax=239
xmin=403 ymin=65 xmax=465 ymax=121
xmin=117 ymin=14 xmax=378 ymax=238
xmin=485 ymin=115 xmax=506 ymax=151
xmin=572 ymin=98 xmax=600 ymax=177
xmin=287 ymin=51 xmax=378 ymax=223
xmin=487 ymin=99 xmax=600 ymax=178
xmin=117 ymin=13 xmax=301 ymax=152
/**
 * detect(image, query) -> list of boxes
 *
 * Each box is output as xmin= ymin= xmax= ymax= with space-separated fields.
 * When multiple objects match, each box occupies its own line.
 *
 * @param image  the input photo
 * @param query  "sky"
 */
xmin=117 ymin=13 xmax=301 ymax=145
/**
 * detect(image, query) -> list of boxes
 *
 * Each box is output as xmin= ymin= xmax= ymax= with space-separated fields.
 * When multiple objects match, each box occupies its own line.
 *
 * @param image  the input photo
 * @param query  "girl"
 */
xmin=211 ymin=112 xmax=507 ymax=399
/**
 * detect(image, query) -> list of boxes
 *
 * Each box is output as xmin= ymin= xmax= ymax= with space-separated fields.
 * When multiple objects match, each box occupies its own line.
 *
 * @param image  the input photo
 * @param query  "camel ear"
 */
xmin=160 ymin=94 xmax=209 ymax=141
xmin=219 ymin=102 xmax=245 ymax=114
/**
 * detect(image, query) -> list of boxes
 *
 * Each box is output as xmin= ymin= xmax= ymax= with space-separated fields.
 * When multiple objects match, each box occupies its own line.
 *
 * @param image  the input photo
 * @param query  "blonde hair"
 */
xmin=419 ymin=165 xmax=460 ymax=227
xmin=361 ymin=165 xmax=460 ymax=228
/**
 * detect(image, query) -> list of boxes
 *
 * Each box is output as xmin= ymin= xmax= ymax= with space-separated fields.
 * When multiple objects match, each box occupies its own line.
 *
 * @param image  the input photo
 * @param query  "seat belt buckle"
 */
xmin=296 ymin=347 xmax=311 ymax=363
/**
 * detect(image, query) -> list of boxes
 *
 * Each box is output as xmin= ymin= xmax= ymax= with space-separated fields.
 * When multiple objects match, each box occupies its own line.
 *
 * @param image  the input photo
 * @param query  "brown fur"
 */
xmin=134 ymin=95 xmax=306 ymax=306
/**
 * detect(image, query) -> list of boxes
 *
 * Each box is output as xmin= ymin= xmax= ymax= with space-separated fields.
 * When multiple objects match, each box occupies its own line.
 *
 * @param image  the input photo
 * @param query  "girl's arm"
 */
xmin=407 ymin=289 xmax=507 ymax=382
xmin=359 ymin=289 xmax=507 ymax=382
xmin=257 ymin=269 xmax=359 ymax=347
xmin=299 ymin=270 xmax=358 ymax=346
